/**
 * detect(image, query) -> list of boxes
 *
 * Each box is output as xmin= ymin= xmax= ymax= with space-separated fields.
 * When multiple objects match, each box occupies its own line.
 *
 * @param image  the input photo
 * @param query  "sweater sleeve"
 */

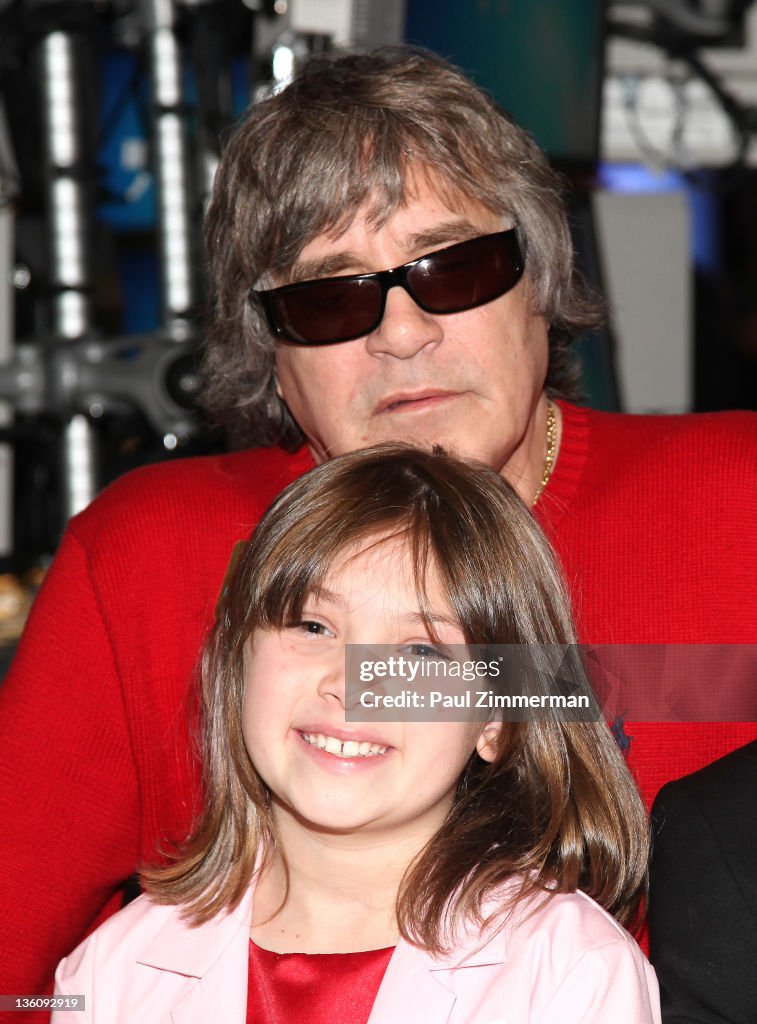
xmin=0 ymin=525 xmax=140 ymax=1018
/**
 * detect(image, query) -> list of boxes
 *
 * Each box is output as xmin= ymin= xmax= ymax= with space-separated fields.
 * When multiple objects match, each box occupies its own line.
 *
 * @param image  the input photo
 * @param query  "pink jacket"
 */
xmin=53 ymin=883 xmax=660 ymax=1023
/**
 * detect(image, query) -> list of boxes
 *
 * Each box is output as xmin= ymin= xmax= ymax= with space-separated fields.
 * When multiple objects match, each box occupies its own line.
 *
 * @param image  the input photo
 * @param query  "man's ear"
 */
xmin=273 ymin=366 xmax=283 ymax=400
xmin=476 ymin=722 xmax=503 ymax=763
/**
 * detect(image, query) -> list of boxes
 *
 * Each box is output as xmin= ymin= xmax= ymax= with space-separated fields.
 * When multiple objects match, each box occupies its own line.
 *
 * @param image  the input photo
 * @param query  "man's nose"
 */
xmin=365 ymin=283 xmax=444 ymax=359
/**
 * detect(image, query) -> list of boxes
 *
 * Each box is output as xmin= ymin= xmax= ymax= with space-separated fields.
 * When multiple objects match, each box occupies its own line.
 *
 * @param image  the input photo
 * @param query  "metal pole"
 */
xmin=40 ymin=28 xmax=96 ymax=520
xmin=0 ymin=102 xmax=15 ymax=558
xmin=143 ymin=0 xmax=195 ymax=337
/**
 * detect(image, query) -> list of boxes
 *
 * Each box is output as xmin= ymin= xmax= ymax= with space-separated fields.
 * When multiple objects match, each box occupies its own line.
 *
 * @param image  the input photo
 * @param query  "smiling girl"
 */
xmin=53 ymin=444 xmax=659 ymax=1023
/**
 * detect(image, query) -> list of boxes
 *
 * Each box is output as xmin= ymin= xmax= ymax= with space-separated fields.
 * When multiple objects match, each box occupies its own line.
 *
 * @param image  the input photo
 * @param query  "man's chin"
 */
xmin=364 ymin=424 xmax=482 ymax=463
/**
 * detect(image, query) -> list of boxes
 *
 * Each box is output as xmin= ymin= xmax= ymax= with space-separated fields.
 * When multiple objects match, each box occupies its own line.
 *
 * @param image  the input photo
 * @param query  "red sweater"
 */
xmin=1 ymin=401 xmax=755 ymax=1008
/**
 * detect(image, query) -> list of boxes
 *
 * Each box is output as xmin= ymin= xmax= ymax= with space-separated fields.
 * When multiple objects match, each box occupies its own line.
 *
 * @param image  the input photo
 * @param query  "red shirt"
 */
xmin=246 ymin=942 xmax=394 ymax=1024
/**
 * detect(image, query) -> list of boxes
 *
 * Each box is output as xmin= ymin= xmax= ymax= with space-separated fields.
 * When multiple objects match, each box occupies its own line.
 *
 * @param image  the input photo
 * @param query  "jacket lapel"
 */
xmin=367 ymin=916 xmax=509 ymax=1024
xmin=135 ymin=889 xmax=254 ymax=1024
xmin=367 ymin=941 xmax=457 ymax=1024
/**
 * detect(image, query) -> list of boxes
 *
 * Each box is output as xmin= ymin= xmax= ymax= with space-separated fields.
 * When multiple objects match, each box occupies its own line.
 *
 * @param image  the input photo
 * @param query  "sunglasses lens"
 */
xmin=258 ymin=230 xmax=523 ymax=344
xmin=408 ymin=233 xmax=522 ymax=314
xmin=268 ymin=276 xmax=383 ymax=345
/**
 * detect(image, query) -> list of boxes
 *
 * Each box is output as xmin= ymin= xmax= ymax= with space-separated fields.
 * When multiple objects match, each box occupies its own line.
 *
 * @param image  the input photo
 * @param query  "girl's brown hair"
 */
xmin=143 ymin=444 xmax=648 ymax=950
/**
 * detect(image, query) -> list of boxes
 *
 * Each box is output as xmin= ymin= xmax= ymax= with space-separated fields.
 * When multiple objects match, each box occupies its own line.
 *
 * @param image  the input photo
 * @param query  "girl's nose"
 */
xmin=315 ymin=656 xmax=346 ymax=707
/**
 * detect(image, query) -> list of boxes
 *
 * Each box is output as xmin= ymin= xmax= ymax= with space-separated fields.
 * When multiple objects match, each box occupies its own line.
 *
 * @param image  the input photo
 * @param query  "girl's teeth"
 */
xmin=324 ymin=736 xmax=341 ymax=755
xmin=302 ymin=733 xmax=387 ymax=757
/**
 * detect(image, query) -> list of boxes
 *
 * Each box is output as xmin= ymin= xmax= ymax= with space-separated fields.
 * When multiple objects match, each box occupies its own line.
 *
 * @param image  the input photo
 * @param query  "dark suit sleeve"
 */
xmin=649 ymin=756 xmax=757 ymax=1024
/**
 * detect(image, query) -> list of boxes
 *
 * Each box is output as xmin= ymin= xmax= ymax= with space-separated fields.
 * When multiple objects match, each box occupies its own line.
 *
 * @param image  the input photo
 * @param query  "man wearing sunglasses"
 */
xmin=1 ymin=46 xmax=755 ymax=1011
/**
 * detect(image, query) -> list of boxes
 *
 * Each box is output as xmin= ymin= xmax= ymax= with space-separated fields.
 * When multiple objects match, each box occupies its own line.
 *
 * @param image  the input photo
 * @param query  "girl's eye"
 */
xmin=295 ymin=619 xmax=334 ymax=638
xmin=403 ymin=642 xmax=452 ymax=661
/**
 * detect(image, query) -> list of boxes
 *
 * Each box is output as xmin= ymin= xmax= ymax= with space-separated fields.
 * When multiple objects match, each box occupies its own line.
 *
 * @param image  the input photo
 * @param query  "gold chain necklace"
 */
xmin=531 ymin=399 xmax=557 ymax=506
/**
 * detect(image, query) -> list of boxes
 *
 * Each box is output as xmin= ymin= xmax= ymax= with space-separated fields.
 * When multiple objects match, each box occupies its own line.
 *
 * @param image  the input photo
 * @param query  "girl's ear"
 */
xmin=476 ymin=722 xmax=503 ymax=763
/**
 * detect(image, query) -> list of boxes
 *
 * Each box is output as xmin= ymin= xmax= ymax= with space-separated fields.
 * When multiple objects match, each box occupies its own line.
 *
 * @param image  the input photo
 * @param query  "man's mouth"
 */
xmin=375 ymin=390 xmax=460 ymax=414
xmin=300 ymin=731 xmax=388 ymax=758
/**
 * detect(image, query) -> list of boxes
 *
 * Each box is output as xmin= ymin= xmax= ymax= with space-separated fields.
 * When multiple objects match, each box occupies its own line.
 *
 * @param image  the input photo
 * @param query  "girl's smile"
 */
xmin=298 ymin=730 xmax=389 ymax=758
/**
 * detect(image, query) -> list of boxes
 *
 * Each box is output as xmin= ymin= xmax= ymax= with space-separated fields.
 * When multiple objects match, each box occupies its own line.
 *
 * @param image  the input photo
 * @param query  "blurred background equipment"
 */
xmin=602 ymin=1 xmax=757 ymax=415
xmin=0 ymin=0 xmax=755 ymax=659
xmin=604 ymin=0 xmax=757 ymax=168
xmin=405 ymin=0 xmax=606 ymax=168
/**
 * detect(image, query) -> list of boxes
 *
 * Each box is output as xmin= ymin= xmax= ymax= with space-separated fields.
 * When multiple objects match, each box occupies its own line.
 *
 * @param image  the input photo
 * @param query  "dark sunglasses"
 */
xmin=252 ymin=229 xmax=524 ymax=346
